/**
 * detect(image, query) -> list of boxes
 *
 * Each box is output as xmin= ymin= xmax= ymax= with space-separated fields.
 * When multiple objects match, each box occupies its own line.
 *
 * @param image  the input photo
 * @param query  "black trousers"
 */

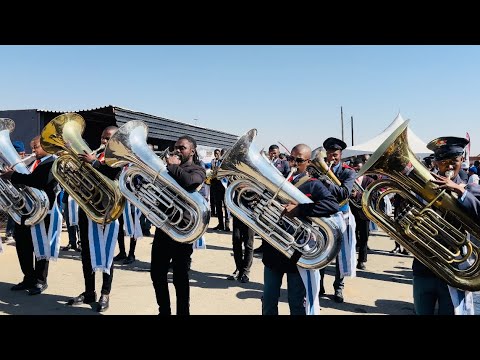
xmin=354 ymin=214 xmax=370 ymax=263
xmin=14 ymin=215 xmax=50 ymax=286
xmin=117 ymin=215 xmax=137 ymax=256
xmin=232 ymin=216 xmax=254 ymax=276
xmin=150 ymin=227 xmax=193 ymax=315
xmin=78 ymin=210 xmax=114 ymax=295
xmin=212 ymin=182 xmax=229 ymax=228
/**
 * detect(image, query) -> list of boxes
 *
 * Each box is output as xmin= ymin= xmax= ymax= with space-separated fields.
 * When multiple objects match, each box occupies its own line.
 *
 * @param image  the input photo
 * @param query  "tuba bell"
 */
xmin=40 ymin=113 xmax=125 ymax=224
xmin=358 ymin=120 xmax=480 ymax=291
xmin=0 ymin=118 xmax=50 ymax=226
xmin=104 ymin=120 xmax=210 ymax=244
xmin=215 ymin=129 xmax=342 ymax=270
xmin=309 ymin=147 xmax=349 ymax=207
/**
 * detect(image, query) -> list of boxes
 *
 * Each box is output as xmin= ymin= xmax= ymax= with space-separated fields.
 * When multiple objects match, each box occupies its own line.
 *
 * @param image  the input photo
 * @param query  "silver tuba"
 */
xmin=104 ymin=120 xmax=210 ymax=244
xmin=0 ymin=118 xmax=50 ymax=226
xmin=215 ymin=129 xmax=342 ymax=269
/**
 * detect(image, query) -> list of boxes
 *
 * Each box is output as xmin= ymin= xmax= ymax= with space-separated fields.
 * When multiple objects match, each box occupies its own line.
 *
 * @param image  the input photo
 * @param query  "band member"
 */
xmin=269 ymin=144 xmax=290 ymax=178
xmin=350 ymin=158 xmax=374 ymax=270
xmin=317 ymin=137 xmax=356 ymax=303
xmin=262 ymin=144 xmax=340 ymax=315
xmin=151 ymin=135 xmax=206 ymax=315
xmin=227 ymin=213 xmax=255 ymax=283
xmin=414 ymin=136 xmax=473 ymax=315
xmin=1 ymin=136 xmax=61 ymax=295
xmin=211 ymin=148 xmax=230 ymax=231
xmin=66 ymin=126 xmax=121 ymax=312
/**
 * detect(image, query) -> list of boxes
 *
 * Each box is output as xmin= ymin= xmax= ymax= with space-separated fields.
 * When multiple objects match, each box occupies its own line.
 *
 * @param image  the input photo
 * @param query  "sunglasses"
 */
xmin=286 ymin=156 xmax=308 ymax=164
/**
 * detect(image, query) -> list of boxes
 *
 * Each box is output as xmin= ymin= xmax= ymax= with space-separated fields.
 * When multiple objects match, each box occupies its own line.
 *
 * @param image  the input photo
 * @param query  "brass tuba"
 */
xmin=104 ymin=120 xmax=210 ymax=244
xmin=0 ymin=118 xmax=50 ymax=226
xmin=309 ymin=147 xmax=349 ymax=207
xmin=40 ymin=113 xmax=125 ymax=224
xmin=215 ymin=129 xmax=342 ymax=269
xmin=358 ymin=120 xmax=480 ymax=291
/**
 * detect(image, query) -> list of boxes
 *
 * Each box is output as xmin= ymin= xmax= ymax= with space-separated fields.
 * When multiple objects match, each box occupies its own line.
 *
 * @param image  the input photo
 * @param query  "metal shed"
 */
xmin=0 ymin=105 xmax=238 ymax=157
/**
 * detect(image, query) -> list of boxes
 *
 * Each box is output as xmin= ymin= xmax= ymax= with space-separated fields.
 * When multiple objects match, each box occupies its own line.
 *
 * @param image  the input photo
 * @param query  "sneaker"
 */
xmin=253 ymin=245 xmax=264 ymax=254
xmin=334 ymin=289 xmax=344 ymax=303
xmin=238 ymin=273 xmax=249 ymax=283
xmin=227 ymin=270 xmax=238 ymax=280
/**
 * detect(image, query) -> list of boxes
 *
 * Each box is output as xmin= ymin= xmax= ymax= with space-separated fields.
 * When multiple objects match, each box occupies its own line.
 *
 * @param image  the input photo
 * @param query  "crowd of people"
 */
xmin=2 ymin=119 xmax=480 ymax=316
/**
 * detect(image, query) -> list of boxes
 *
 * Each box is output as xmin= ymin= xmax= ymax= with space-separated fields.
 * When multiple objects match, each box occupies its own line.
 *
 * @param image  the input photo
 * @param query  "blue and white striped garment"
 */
xmin=87 ymin=218 xmax=120 ymax=274
xmin=192 ymin=235 xmax=207 ymax=249
xmin=448 ymin=285 xmax=474 ymax=315
xmin=297 ymin=211 xmax=345 ymax=315
xmin=337 ymin=208 xmax=357 ymax=278
xmin=67 ymin=196 xmax=79 ymax=226
xmin=122 ymin=201 xmax=143 ymax=240
xmin=30 ymin=190 xmax=64 ymax=261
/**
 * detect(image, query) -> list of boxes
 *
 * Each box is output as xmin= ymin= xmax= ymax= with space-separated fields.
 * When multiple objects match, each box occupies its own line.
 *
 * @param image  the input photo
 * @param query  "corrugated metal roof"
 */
xmin=112 ymin=106 xmax=238 ymax=148
xmin=27 ymin=105 xmax=238 ymax=148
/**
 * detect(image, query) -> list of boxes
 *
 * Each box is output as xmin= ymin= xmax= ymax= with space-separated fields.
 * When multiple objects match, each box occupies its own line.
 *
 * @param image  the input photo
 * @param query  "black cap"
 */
xmin=426 ymin=136 xmax=469 ymax=161
xmin=323 ymin=137 xmax=347 ymax=151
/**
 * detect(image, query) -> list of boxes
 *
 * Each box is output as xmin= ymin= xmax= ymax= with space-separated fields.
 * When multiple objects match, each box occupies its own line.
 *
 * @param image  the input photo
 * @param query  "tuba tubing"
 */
xmin=359 ymin=120 xmax=480 ymax=291
xmin=104 ymin=120 xmax=210 ymax=244
xmin=40 ymin=113 xmax=125 ymax=224
xmin=0 ymin=118 xmax=49 ymax=226
xmin=216 ymin=129 xmax=342 ymax=269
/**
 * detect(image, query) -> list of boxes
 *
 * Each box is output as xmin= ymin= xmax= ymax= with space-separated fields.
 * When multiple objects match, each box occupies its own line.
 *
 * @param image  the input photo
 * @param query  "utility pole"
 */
xmin=351 ymin=116 xmax=354 ymax=146
xmin=340 ymin=106 xmax=344 ymax=141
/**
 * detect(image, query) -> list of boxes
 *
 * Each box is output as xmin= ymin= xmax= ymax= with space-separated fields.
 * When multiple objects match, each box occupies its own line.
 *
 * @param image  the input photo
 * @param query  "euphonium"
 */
xmin=309 ymin=147 xmax=349 ymax=207
xmin=215 ymin=129 xmax=342 ymax=270
xmin=0 ymin=118 xmax=49 ymax=226
xmin=40 ymin=113 xmax=125 ymax=224
xmin=358 ymin=120 xmax=480 ymax=291
xmin=349 ymin=181 xmax=366 ymax=210
xmin=104 ymin=120 xmax=210 ymax=244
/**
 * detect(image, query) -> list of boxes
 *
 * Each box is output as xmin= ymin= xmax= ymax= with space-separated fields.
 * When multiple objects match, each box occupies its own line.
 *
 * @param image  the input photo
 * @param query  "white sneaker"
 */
xmin=6 ymin=236 xmax=14 ymax=242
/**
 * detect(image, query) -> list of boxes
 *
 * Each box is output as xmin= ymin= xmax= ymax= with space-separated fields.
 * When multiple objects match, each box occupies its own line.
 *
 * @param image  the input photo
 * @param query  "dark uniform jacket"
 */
xmin=167 ymin=162 xmax=206 ymax=192
xmin=262 ymin=172 xmax=339 ymax=273
xmin=273 ymin=158 xmax=290 ymax=178
xmin=10 ymin=155 xmax=58 ymax=210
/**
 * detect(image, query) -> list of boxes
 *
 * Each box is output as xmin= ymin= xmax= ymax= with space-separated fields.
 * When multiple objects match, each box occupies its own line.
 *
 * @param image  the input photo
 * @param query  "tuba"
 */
xmin=104 ymin=120 xmax=210 ymax=244
xmin=0 ymin=118 xmax=50 ymax=226
xmin=309 ymin=147 xmax=349 ymax=207
xmin=358 ymin=120 xmax=480 ymax=291
xmin=215 ymin=129 xmax=342 ymax=270
xmin=40 ymin=113 xmax=125 ymax=224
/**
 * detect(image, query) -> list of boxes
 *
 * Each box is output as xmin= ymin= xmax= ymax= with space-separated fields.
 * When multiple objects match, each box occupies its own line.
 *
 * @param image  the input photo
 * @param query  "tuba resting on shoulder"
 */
xmin=0 ymin=118 xmax=49 ymax=226
xmin=40 ymin=113 xmax=125 ymax=224
xmin=104 ymin=120 xmax=210 ymax=244
xmin=215 ymin=129 xmax=342 ymax=270
xmin=359 ymin=120 xmax=480 ymax=291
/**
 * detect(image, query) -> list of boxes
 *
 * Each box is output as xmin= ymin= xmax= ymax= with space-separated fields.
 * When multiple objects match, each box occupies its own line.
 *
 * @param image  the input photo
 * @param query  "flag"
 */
xmin=465 ymin=132 xmax=470 ymax=165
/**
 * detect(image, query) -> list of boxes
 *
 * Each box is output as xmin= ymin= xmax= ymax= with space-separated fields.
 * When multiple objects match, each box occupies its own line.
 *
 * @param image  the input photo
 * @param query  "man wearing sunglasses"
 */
xmin=317 ymin=137 xmax=356 ymax=303
xmin=261 ymin=144 xmax=340 ymax=315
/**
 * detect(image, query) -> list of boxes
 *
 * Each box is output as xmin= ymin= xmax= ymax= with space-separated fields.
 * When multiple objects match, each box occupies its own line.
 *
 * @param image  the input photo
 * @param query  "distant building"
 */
xmin=0 ymin=105 xmax=238 ymax=162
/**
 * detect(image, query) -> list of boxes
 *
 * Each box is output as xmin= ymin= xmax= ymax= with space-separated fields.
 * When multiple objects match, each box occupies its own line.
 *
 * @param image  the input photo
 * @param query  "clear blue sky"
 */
xmin=1 ymin=45 xmax=480 ymax=155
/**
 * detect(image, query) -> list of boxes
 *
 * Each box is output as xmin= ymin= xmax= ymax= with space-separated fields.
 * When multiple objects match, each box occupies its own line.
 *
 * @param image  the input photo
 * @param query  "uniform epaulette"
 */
xmin=342 ymin=163 xmax=353 ymax=169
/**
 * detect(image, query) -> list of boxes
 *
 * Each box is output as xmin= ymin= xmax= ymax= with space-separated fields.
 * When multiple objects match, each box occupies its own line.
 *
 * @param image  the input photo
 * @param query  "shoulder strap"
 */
xmin=293 ymin=175 xmax=311 ymax=189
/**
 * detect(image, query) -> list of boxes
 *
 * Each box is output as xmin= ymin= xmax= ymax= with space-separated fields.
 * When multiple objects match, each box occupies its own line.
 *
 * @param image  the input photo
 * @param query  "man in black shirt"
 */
xmin=151 ymin=135 xmax=206 ymax=315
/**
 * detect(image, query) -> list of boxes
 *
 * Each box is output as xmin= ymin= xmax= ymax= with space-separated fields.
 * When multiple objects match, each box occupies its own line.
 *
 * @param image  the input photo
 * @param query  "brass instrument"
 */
xmin=104 ymin=120 xmax=210 ymax=244
xmin=0 ymin=118 xmax=50 ymax=226
xmin=358 ymin=120 xmax=480 ymax=291
xmin=309 ymin=147 xmax=349 ymax=207
xmin=349 ymin=181 xmax=366 ymax=210
xmin=40 ymin=113 xmax=125 ymax=224
xmin=216 ymin=129 xmax=342 ymax=270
